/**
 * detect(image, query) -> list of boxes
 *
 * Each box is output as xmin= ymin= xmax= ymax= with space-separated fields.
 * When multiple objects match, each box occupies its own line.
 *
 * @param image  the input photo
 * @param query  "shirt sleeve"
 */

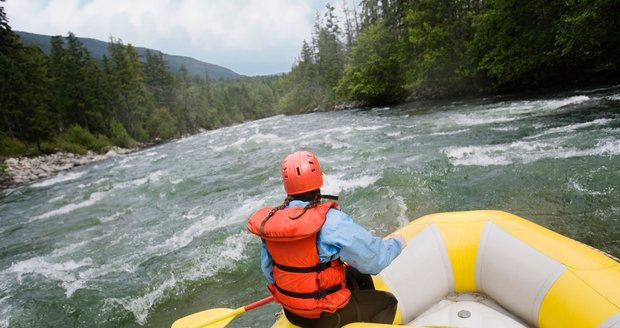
xmin=318 ymin=209 xmax=404 ymax=275
xmin=260 ymin=240 xmax=275 ymax=284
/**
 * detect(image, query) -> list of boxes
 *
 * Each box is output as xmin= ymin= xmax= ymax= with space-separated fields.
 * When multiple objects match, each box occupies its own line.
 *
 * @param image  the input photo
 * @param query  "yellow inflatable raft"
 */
xmin=273 ymin=210 xmax=620 ymax=328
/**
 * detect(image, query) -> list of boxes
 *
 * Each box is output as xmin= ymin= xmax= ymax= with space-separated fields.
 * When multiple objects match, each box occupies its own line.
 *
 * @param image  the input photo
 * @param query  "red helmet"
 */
xmin=281 ymin=151 xmax=323 ymax=195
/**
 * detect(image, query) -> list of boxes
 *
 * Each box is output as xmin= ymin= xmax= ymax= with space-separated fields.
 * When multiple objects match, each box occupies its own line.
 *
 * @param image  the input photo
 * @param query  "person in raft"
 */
xmin=247 ymin=150 xmax=406 ymax=327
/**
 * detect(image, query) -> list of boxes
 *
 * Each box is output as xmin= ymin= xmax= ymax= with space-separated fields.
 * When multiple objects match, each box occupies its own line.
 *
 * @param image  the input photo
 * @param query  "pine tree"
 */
xmin=143 ymin=50 xmax=174 ymax=107
xmin=316 ymin=4 xmax=345 ymax=102
xmin=0 ymin=0 xmax=24 ymax=137
xmin=0 ymin=0 xmax=14 ymax=49
xmin=17 ymin=45 xmax=55 ymax=150
xmin=173 ymin=64 xmax=193 ymax=135
xmin=105 ymin=38 xmax=153 ymax=141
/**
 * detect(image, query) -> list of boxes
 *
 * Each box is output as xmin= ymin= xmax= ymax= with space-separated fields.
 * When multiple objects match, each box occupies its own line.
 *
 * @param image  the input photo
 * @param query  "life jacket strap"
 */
xmin=275 ymin=283 xmax=343 ymax=299
xmin=274 ymin=260 xmax=333 ymax=273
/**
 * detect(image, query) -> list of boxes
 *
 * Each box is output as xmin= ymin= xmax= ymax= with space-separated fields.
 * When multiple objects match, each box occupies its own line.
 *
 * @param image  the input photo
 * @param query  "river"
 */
xmin=1 ymin=85 xmax=619 ymax=327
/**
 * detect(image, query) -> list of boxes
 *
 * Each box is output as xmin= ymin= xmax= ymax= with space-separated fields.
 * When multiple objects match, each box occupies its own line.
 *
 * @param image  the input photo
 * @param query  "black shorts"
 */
xmin=283 ymin=267 xmax=398 ymax=328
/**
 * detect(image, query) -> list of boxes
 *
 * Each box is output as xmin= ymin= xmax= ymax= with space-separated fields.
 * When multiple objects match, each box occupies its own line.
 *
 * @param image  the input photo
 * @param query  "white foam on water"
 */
xmin=323 ymin=173 xmax=381 ymax=194
xmin=449 ymin=112 xmax=515 ymax=127
xmin=322 ymin=135 xmax=352 ymax=150
xmin=568 ymin=178 xmax=610 ymax=196
xmin=70 ymin=259 xmax=139 ymax=299
xmin=212 ymin=137 xmax=247 ymax=151
xmin=181 ymin=206 xmax=204 ymax=220
xmin=0 ymin=295 xmax=11 ymax=328
xmin=607 ymin=94 xmax=620 ymax=101
xmin=2 ymin=232 xmax=118 ymax=299
xmin=228 ymin=198 xmax=266 ymax=224
xmin=444 ymin=137 xmax=620 ymax=166
xmin=112 ymin=170 xmax=168 ymax=190
xmin=185 ymin=232 xmax=252 ymax=282
xmin=32 ymin=191 xmax=107 ymax=221
xmin=395 ymin=195 xmax=409 ymax=226
xmin=113 ymin=232 xmax=253 ymax=325
xmin=429 ymin=128 xmax=470 ymax=136
xmin=490 ymin=126 xmax=519 ymax=131
xmin=252 ymin=114 xmax=286 ymax=125
xmin=502 ymin=101 xmax=538 ymax=113
xmin=382 ymin=188 xmax=409 ymax=227
xmin=162 ymin=215 xmax=216 ymax=251
xmin=208 ymin=143 xmax=229 ymax=152
xmin=321 ymin=126 xmax=355 ymax=135
xmin=111 ymin=275 xmax=178 ymax=325
xmin=443 ymin=144 xmax=514 ymax=166
xmin=587 ymin=138 xmax=620 ymax=157
xmin=543 ymin=95 xmax=590 ymax=109
xmin=75 ymin=177 xmax=110 ymax=190
xmin=532 ymin=138 xmax=620 ymax=162
xmin=398 ymin=134 xmax=420 ymax=141
xmin=354 ymin=124 xmax=389 ymax=131
xmin=140 ymin=203 xmax=257 ymax=260
xmin=47 ymin=194 xmax=65 ymax=203
xmin=31 ymin=171 xmax=86 ymax=188
xmin=6 ymin=256 xmax=92 ymax=297
xmin=149 ymin=154 xmax=168 ymax=162
xmin=209 ymin=132 xmax=283 ymax=152
xmin=443 ymin=95 xmax=591 ymax=131
xmin=116 ymin=156 xmax=135 ymax=167
xmin=50 ymin=240 xmax=91 ymax=257
xmin=603 ymin=128 xmax=620 ymax=134
xmin=525 ymin=118 xmax=613 ymax=139
xmin=94 ymin=177 xmax=109 ymax=185
xmin=449 ymin=151 xmax=512 ymax=166
xmin=247 ymin=132 xmax=283 ymax=144
xmin=217 ymin=232 xmax=251 ymax=263
xmin=99 ymin=211 xmax=126 ymax=223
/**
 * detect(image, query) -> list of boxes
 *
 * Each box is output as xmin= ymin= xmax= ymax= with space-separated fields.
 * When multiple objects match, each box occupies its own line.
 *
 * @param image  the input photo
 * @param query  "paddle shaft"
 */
xmin=201 ymin=295 xmax=274 ymax=327
xmin=244 ymin=295 xmax=274 ymax=311
xmin=172 ymin=295 xmax=275 ymax=328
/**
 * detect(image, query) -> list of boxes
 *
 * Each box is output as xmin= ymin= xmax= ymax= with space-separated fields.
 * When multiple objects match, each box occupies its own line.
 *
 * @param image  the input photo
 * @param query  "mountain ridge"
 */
xmin=16 ymin=31 xmax=243 ymax=80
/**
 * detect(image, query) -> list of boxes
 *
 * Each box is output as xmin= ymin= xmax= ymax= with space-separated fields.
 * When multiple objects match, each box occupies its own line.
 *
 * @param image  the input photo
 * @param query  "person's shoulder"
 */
xmin=325 ymin=207 xmax=352 ymax=224
xmin=321 ymin=207 xmax=355 ymax=241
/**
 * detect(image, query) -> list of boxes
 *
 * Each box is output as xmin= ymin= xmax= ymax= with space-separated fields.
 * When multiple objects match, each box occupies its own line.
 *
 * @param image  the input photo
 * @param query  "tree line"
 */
xmin=2 ymin=0 xmax=619 ymax=158
xmin=278 ymin=0 xmax=619 ymax=111
xmin=1 ymin=1 xmax=279 ymax=157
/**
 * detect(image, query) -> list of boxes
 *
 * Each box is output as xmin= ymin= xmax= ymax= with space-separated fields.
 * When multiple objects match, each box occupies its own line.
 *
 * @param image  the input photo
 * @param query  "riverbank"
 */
xmin=1 ymin=147 xmax=135 ymax=189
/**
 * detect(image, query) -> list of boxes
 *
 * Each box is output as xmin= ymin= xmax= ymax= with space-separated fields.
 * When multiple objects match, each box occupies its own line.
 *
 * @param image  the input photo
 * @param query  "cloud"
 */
xmin=4 ymin=0 xmax=325 ymax=75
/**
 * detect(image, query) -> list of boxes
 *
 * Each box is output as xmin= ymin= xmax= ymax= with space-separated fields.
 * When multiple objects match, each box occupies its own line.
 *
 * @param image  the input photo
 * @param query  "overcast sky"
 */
xmin=4 ymin=0 xmax=348 ymax=76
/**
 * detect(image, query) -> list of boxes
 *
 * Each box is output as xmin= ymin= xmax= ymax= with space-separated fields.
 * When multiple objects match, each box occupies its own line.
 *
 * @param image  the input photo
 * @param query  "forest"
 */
xmin=1 ymin=0 xmax=619 ymax=158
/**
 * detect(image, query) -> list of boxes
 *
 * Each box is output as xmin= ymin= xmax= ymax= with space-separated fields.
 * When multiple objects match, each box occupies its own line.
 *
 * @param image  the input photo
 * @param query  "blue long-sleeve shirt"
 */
xmin=260 ymin=200 xmax=404 ymax=284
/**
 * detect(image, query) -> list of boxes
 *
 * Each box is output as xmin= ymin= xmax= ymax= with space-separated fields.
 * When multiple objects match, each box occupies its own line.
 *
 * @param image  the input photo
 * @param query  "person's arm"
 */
xmin=260 ymin=240 xmax=275 ymax=284
xmin=319 ymin=209 xmax=404 ymax=275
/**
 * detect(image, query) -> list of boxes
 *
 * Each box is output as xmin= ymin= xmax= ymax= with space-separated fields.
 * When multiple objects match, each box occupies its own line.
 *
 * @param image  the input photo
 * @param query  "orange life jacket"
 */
xmin=247 ymin=201 xmax=351 ymax=318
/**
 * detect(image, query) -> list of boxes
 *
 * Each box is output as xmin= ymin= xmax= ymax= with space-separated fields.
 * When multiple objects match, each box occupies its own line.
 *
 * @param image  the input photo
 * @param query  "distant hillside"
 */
xmin=17 ymin=31 xmax=243 ymax=80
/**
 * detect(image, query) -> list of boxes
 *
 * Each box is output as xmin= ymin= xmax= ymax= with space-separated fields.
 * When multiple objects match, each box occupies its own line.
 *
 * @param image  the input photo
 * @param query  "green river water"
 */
xmin=1 ymin=85 xmax=619 ymax=327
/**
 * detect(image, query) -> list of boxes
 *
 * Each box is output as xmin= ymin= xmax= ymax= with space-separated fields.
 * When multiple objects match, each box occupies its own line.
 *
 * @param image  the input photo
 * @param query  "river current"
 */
xmin=1 ymin=85 xmax=619 ymax=327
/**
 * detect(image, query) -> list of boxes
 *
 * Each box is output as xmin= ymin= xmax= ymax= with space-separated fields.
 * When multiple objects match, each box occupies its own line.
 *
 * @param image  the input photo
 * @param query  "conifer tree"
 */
xmin=105 ymin=39 xmax=153 ymax=141
xmin=144 ymin=50 xmax=174 ymax=107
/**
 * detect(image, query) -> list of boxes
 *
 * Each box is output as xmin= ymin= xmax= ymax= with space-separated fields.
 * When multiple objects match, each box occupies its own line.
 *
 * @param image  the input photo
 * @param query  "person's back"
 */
xmin=247 ymin=151 xmax=406 ymax=327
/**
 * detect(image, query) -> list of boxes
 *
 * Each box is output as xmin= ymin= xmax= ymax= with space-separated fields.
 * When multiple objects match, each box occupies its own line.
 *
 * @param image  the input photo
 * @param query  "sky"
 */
xmin=4 ymin=0 xmax=346 ymax=76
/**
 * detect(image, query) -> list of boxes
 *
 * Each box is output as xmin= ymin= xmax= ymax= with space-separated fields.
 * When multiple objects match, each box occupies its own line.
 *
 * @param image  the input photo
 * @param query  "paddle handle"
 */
xmin=244 ymin=295 xmax=274 ymax=311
